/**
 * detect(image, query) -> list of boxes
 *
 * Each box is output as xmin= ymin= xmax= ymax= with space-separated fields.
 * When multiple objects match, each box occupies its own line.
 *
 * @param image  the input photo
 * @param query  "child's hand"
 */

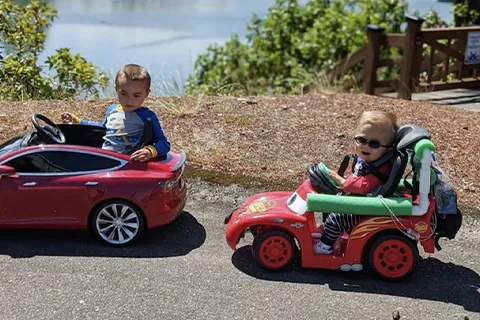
xmin=131 ymin=148 xmax=153 ymax=162
xmin=328 ymin=169 xmax=346 ymax=187
xmin=61 ymin=112 xmax=74 ymax=123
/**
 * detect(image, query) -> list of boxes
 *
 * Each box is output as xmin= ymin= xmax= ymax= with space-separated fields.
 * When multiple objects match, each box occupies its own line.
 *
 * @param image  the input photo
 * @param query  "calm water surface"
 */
xmin=26 ymin=0 xmax=453 ymax=94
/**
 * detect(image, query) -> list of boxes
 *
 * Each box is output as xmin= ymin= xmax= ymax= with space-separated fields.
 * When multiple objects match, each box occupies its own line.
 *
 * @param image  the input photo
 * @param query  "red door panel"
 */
xmin=0 ymin=175 xmax=24 ymax=225
xmin=0 ymin=173 xmax=101 ymax=229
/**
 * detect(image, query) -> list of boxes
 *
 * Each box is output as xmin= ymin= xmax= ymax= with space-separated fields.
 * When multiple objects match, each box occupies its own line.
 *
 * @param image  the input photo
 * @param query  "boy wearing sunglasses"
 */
xmin=314 ymin=110 xmax=398 ymax=254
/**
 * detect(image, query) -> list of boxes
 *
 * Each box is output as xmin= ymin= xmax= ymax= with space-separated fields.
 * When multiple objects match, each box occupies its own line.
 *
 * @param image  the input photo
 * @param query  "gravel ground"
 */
xmin=1 ymin=93 xmax=478 ymax=212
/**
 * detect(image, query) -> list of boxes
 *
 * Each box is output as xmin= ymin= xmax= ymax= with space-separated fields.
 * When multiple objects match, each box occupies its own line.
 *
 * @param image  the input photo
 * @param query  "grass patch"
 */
xmin=151 ymin=95 xmax=205 ymax=117
xmin=184 ymin=165 xmax=298 ymax=191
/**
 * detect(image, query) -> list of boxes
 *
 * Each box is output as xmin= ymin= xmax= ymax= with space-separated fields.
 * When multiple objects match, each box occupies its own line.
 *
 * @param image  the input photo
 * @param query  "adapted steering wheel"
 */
xmin=31 ymin=114 xmax=66 ymax=144
xmin=308 ymin=162 xmax=342 ymax=195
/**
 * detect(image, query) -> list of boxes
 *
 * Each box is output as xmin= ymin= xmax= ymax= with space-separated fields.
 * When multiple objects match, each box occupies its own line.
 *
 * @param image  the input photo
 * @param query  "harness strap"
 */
xmin=366 ymin=163 xmax=389 ymax=184
xmin=357 ymin=151 xmax=393 ymax=184
xmin=337 ymin=154 xmax=353 ymax=177
xmin=338 ymin=151 xmax=393 ymax=184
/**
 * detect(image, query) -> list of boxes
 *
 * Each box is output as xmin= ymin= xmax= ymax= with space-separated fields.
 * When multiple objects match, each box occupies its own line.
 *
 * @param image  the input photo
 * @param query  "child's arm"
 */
xmin=144 ymin=113 xmax=170 ymax=157
xmin=75 ymin=117 xmax=107 ymax=127
xmin=68 ymin=104 xmax=115 ymax=127
xmin=343 ymin=164 xmax=391 ymax=194
xmin=152 ymin=117 xmax=171 ymax=156
xmin=328 ymin=169 xmax=346 ymax=187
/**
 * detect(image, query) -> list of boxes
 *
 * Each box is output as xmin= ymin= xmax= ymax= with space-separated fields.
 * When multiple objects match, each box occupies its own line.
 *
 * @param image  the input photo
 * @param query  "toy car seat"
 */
xmin=375 ymin=124 xmax=431 ymax=197
xmin=138 ymin=118 xmax=154 ymax=150
xmin=125 ymin=118 xmax=154 ymax=154
xmin=127 ymin=118 xmax=168 ymax=160
xmin=308 ymin=124 xmax=431 ymax=198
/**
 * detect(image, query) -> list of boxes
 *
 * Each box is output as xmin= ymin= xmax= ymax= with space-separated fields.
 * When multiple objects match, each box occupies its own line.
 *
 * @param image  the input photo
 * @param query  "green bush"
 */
xmin=185 ymin=0 xmax=409 ymax=95
xmin=186 ymin=0 xmax=479 ymax=96
xmin=0 ymin=0 xmax=108 ymax=100
xmin=453 ymin=0 xmax=480 ymax=27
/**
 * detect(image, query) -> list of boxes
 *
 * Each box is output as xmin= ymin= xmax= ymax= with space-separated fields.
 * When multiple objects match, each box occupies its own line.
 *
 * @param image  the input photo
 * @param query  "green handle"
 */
xmin=414 ymin=139 xmax=436 ymax=160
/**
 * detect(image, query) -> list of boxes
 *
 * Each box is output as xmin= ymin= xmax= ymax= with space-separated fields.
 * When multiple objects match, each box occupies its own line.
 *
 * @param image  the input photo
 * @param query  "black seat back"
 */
xmin=395 ymin=124 xmax=431 ymax=150
xmin=375 ymin=124 xmax=431 ymax=197
xmin=139 ymin=118 xmax=154 ymax=148
xmin=124 ymin=118 xmax=154 ymax=155
xmin=374 ymin=150 xmax=407 ymax=197
xmin=57 ymin=123 xmax=106 ymax=147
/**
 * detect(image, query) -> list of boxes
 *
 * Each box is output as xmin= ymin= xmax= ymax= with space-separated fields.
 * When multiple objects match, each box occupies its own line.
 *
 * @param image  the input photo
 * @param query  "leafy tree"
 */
xmin=452 ymin=0 xmax=479 ymax=27
xmin=185 ymin=0 xmax=408 ymax=95
xmin=0 ymin=0 xmax=108 ymax=100
xmin=186 ymin=0 xmax=480 ymax=96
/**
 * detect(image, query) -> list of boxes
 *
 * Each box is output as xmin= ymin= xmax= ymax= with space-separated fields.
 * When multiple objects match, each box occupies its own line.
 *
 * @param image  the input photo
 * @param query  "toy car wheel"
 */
xmin=91 ymin=200 xmax=145 ymax=246
xmin=253 ymin=230 xmax=296 ymax=271
xmin=368 ymin=234 xmax=419 ymax=281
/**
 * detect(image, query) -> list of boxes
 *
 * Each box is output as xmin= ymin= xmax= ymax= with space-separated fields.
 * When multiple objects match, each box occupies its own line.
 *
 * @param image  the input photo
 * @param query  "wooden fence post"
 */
xmin=363 ymin=25 xmax=385 ymax=95
xmin=398 ymin=15 xmax=424 ymax=100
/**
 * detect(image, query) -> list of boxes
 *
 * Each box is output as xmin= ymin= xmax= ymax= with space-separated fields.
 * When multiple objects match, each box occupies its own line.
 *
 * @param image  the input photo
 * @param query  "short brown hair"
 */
xmin=355 ymin=111 xmax=398 ymax=145
xmin=115 ymin=64 xmax=151 ymax=90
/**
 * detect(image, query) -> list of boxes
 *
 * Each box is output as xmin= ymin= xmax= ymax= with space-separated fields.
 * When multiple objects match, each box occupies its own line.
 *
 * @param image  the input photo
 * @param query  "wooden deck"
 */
xmin=382 ymin=88 xmax=480 ymax=112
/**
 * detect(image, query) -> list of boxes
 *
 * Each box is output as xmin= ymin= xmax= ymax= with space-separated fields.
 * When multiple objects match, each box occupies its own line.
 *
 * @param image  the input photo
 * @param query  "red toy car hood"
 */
xmin=229 ymin=179 xmax=316 ymax=223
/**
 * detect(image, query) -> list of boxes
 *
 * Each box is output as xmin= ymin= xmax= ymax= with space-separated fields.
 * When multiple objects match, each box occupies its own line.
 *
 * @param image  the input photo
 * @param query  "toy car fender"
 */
xmin=225 ymin=193 xmax=310 ymax=250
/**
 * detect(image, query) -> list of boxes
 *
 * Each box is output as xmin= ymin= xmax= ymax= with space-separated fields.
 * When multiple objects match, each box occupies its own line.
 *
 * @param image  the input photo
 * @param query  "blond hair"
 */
xmin=115 ymin=64 xmax=151 ymax=90
xmin=355 ymin=111 xmax=398 ymax=145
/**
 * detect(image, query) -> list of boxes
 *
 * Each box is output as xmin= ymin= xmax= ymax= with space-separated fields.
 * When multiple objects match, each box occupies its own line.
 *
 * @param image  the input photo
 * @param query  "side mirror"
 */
xmin=0 ymin=165 xmax=16 ymax=177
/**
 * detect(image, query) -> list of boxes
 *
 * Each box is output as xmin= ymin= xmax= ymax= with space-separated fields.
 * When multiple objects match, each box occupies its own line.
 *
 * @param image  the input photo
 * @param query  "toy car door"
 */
xmin=0 ymin=149 xmax=125 ymax=227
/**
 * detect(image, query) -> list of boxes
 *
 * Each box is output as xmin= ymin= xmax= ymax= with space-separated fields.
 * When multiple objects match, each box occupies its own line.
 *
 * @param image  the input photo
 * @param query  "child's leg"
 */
xmin=314 ymin=213 xmax=363 ymax=254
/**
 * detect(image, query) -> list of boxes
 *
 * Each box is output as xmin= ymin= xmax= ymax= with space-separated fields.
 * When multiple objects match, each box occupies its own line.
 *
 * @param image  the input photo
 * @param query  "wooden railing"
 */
xmin=330 ymin=16 xmax=480 ymax=100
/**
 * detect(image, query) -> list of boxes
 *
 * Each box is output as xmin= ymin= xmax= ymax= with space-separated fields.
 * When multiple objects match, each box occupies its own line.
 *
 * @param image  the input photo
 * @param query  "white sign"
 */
xmin=465 ymin=31 xmax=480 ymax=65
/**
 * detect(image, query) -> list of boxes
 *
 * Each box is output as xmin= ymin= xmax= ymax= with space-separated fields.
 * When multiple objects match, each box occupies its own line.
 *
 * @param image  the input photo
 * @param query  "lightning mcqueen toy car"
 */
xmin=0 ymin=114 xmax=186 ymax=246
xmin=224 ymin=124 xmax=462 ymax=280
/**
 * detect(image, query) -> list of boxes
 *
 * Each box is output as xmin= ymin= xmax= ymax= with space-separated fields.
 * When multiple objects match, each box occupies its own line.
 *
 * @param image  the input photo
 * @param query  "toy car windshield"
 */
xmin=0 ymin=136 xmax=22 ymax=157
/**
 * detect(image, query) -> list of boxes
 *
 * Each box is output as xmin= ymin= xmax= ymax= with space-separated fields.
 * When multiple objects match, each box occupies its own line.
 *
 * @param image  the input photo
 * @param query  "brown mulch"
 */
xmin=0 ymin=93 xmax=479 ymax=212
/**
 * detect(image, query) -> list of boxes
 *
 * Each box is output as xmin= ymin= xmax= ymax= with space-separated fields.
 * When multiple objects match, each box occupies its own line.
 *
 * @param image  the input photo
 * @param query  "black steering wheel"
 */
xmin=308 ymin=162 xmax=342 ymax=195
xmin=31 ymin=114 xmax=66 ymax=144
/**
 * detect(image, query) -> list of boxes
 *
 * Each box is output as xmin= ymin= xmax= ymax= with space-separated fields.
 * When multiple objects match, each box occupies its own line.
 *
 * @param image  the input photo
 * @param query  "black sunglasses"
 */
xmin=354 ymin=136 xmax=391 ymax=149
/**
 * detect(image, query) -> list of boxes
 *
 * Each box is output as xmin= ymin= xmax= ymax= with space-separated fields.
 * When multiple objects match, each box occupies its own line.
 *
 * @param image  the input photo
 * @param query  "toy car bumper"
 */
xmin=225 ymin=207 xmax=249 ymax=250
xmin=224 ymin=205 xmax=247 ymax=225
xmin=224 ymin=209 xmax=236 ymax=224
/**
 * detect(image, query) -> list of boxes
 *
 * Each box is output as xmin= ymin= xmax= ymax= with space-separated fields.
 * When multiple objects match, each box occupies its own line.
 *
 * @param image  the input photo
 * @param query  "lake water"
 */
xmin=27 ymin=0 xmax=454 ymax=95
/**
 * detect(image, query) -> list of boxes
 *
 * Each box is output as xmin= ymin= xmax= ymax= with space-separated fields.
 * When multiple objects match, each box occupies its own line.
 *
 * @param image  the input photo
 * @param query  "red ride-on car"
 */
xmin=0 ymin=114 xmax=186 ymax=246
xmin=224 ymin=124 xmax=462 ymax=281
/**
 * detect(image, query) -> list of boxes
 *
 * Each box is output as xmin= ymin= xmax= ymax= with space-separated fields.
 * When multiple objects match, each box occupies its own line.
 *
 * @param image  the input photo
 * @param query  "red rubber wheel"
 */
xmin=369 ymin=234 xmax=419 ymax=281
xmin=253 ymin=230 xmax=296 ymax=271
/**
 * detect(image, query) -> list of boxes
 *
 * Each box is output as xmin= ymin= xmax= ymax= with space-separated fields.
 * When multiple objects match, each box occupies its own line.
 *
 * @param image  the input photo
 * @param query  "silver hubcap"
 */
xmin=96 ymin=203 xmax=140 ymax=245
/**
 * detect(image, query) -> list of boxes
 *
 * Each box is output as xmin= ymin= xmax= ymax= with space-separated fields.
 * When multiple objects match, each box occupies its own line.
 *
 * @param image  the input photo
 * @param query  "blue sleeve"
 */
xmin=137 ymin=109 xmax=170 ymax=157
xmin=80 ymin=118 xmax=106 ymax=127
xmin=79 ymin=104 xmax=116 ymax=127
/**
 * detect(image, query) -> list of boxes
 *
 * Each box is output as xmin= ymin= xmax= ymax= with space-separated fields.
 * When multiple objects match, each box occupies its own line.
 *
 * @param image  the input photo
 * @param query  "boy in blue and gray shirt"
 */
xmin=62 ymin=64 xmax=170 ymax=162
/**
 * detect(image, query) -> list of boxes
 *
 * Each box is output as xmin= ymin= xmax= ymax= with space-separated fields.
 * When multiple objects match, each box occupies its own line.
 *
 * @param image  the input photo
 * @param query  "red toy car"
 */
xmin=225 ymin=124 xmax=462 ymax=280
xmin=0 ymin=114 xmax=186 ymax=246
